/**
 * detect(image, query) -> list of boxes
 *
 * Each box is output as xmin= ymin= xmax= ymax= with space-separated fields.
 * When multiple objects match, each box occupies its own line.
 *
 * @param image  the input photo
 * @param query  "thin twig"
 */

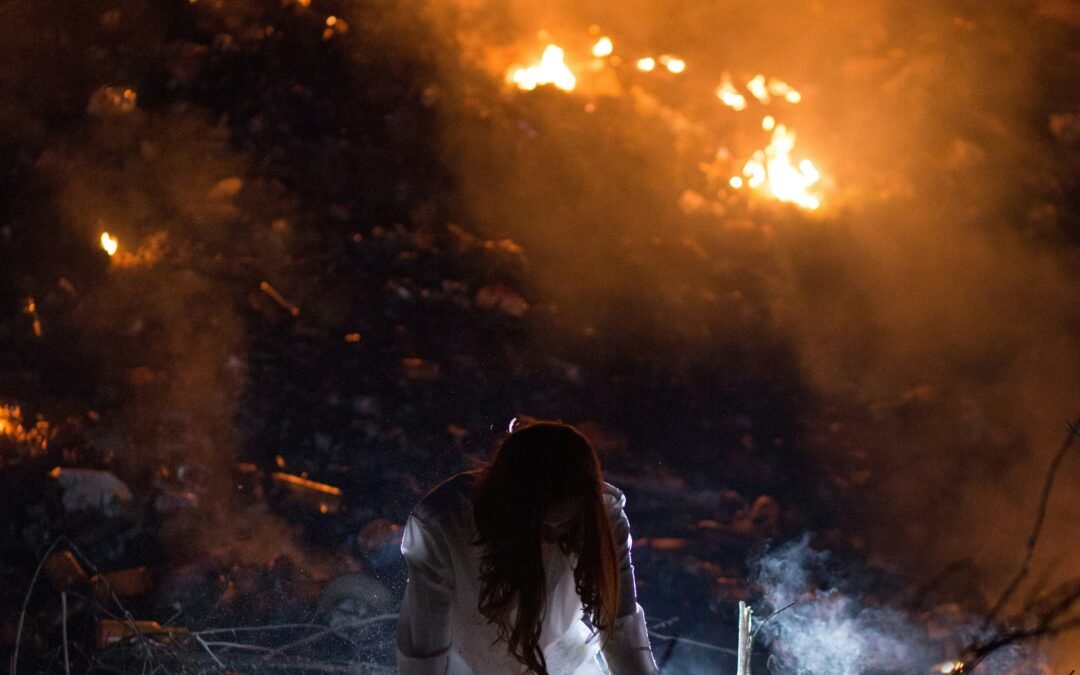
xmin=984 ymin=417 xmax=1080 ymax=624
xmin=12 ymin=536 xmax=63 ymax=675
xmin=62 ymin=591 xmax=71 ymax=675
xmin=193 ymin=622 xmax=335 ymax=636
xmin=203 ymin=640 xmax=277 ymax=653
xmin=750 ymin=601 xmax=795 ymax=642
xmin=649 ymin=615 xmax=680 ymax=631
xmin=194 ymin=634 xmax=226 ymax=669
xmin=648 ymin=630 xmax=739 ymax=656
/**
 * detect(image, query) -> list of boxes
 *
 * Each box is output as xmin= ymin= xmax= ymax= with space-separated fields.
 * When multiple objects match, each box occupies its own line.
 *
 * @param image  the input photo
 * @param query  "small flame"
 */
xmin=935 ymin=661 xmax=965 ymax=674
xmin=100 ymin=232 xmax=119 ymax=256
xmin=659 ymin=55 xmax=686 ymax=73
xmin=747 ymin=74 xmax=770 ymax=104
xmin=592 ymin=37 xmax=613 ymax=58
xmin=510 ymin=45 xmax=576 ymax=92
xmin=636 ymin=57 xmax=656 ymax=72
xmin=716 ymin=73 xmax=747 ymax=111
xmin=767 ymin=77 xmax=802 ymax=103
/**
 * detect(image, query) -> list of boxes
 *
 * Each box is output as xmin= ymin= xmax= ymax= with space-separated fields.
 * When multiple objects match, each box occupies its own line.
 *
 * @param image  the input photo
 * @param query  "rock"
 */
xmin=49 ymin=468 xmax=132 ymax=515
xmin=316 ymin=573 xmax=395 ymax=629
xmin=475 ymin=284 xmax=529 ymax=317
xmin=92 ymin=566 xmax=153 ymax=601
xmin=43 ymin=550 xmax=89 ymax=590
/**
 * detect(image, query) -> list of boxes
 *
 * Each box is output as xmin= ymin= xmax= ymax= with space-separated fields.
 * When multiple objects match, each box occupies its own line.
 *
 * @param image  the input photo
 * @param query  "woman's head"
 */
xmin=472 ymin=420 xmax=620 ymax=675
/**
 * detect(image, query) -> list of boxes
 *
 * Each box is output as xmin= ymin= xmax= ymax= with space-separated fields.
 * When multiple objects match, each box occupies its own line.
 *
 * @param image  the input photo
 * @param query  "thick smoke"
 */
xmin=422 ymin=0 xmax=1080 ymax=665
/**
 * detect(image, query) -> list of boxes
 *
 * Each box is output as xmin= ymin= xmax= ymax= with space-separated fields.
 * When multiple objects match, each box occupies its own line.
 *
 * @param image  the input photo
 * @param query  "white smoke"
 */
xmin=750 ymin=535 xmax=1047 ymax=675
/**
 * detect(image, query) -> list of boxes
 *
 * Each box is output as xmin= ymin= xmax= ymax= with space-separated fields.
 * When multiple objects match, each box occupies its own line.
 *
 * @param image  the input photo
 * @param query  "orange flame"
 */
xmin=509 ymin=45 xmax=576 ymax=92
xmin=100 ymin=232 xmax=119 ymax=256
xmin=735 ymin=121 xmax=822 ymax=210
xmin=592 ymin=37 xmax=613 ymax=58
xmin=716 ymin=73 xmax=748 ymax=111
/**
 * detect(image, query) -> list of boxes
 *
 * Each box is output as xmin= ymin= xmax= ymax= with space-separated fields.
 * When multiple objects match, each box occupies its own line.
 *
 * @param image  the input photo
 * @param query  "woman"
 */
xmin=397 ymin=420 xmax=660 ymax=674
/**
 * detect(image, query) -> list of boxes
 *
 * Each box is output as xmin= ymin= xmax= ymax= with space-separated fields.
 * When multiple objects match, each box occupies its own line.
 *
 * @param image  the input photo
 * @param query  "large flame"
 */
xmin=509 ymin=45 xmax=576 ymax=92
xmin=735 ymin=120 xmax=822 ymax=210
xmin=503 ymin=30 xmax=825 ymax=211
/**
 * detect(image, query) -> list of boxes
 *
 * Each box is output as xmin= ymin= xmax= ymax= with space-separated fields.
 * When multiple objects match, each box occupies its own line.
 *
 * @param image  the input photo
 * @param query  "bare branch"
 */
xmin=984 ymin=417 xmax=1080 ymax=624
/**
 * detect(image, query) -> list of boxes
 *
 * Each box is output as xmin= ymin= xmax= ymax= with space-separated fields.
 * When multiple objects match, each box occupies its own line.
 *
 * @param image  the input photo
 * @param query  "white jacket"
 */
xmin=397 ymin=473 xmax=660 ymax=675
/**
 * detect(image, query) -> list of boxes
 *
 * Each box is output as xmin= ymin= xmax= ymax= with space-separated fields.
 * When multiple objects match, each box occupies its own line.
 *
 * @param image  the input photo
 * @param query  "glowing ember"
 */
xmin=736 ymin=124 xmax=822 ymax=210
xmin=716 ymin=73 xmax=747 ymax=111
xmin=592 ymin=37 xmax=613 ymax=58
xmin=510 ymin=45 xmax=576 ymax=92
xmin=762 ymin=115 xmax=776 ymax=131
xmin=100 ymin=232 xmax=119 ymax=256
xmin=24 ymin=297 xmax=42 ymax=337
xmin=729 ymin=176 xmax=744 ymax=189
xmin=935 ymin=661 xmax=965 ymax=674
xmin=636 ymin=57 xmax=656 ymax=72
xmin=659 ymin=55 xmax=686 ymax=74
xmin=0 ymin=404 xmax=51 ymax=457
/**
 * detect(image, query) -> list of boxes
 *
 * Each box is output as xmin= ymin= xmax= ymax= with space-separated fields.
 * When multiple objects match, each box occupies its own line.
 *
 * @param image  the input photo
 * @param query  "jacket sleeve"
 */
xmin=397 ymin=513 xmax=455 ymax=675
xmin=601 ymin=484 xmax=660 ymax=675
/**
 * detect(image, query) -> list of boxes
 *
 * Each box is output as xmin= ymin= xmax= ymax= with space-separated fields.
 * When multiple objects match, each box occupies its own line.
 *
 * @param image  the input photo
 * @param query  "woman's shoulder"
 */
xmin=602 ymin=481 xmax=627 ymax=513
xmin=410 ymin=472 xmax=477 ymax=527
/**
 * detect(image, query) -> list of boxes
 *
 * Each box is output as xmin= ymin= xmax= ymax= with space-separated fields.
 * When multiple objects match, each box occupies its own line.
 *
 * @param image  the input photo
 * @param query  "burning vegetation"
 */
xmin=1 ymin=0 xmax=1079 ymax=673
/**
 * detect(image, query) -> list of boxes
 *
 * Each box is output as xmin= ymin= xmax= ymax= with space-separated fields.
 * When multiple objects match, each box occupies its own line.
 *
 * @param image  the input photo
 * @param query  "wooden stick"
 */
xmin=736 ymin=601 xmax=753 ymax=675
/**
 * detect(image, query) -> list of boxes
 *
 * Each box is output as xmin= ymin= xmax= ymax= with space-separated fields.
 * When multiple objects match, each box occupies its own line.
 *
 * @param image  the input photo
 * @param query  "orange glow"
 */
xmin=592 ymin=37 xmax=613 ymax=58
xmin=509 ymin=45 xmax=576 ymax=92
xmin=636 ymin=57 xmax=656 ymax=72
xmin=100 ymin=232 xmax=119 ymax=256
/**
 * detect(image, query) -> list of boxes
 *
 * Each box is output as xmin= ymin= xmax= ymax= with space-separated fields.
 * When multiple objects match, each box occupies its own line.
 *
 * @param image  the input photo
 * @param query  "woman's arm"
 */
xmin=601 ymin=484 xmax=661 ymax=675
xmin=397 ymin=513 xmax=455 ymax=675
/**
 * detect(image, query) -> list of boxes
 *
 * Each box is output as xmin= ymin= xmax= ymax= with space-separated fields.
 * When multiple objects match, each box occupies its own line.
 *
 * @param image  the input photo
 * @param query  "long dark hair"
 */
xmin=470 ymin=421 xmax=620 ymax=675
